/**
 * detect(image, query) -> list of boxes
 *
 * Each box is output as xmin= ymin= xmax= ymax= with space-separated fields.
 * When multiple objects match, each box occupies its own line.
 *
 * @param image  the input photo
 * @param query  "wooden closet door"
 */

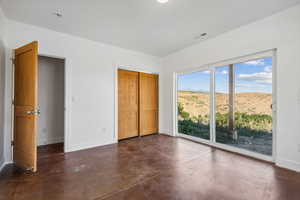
xmin=118 ymin=69 xmax=139 ymax=140
xmin=139 ymin=73 xmax=159 ymax=136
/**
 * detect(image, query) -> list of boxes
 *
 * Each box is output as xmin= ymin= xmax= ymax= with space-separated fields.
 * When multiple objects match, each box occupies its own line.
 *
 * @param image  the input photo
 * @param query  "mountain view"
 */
xmin=177 ymin=57 xmax=273 ymax=156
xmin=179 ymin=90 xmax=272 ymax=116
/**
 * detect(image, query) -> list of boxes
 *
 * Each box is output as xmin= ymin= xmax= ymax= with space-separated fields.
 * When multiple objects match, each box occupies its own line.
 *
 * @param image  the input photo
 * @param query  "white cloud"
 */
xmin=239 ymin=72 xmax=271 ymax=79
xmin=264 ymin=65 xmax=272 ymax=72
xmin=202 ymin=70 xmax=210 ymax=74
xmin=238 ymin=72 xmax=272 ymax=85
xmin=244 ymin=59 xmax=265 ymax=66
xmin=236 ymin=83 xmax=265 ymax=89
xmin=221 ymin=70 xmax=228 ymax=74
xmin=216 ymin=70 xmax=228 ymax=75
xmin=255 ymin=79 xmax=272 ymax=84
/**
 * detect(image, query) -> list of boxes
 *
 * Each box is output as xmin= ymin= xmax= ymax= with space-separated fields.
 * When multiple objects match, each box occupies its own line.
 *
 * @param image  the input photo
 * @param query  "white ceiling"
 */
xmin=0 ymin=0 xmax=299 ymax=57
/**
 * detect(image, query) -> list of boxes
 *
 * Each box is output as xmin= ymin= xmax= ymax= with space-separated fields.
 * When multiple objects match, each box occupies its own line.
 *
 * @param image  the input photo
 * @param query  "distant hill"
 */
xmin=178 ymin=91 xmax=272 ymax=117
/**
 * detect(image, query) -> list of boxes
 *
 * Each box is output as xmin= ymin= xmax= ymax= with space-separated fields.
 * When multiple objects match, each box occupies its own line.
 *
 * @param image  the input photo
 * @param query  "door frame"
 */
xmin=11 ymin=53 xmax=70 ymax=156
xmin=114 ymin=65 xmax=160 ymax=143
xmin=174 ymin=49 xmax=277 ymax=163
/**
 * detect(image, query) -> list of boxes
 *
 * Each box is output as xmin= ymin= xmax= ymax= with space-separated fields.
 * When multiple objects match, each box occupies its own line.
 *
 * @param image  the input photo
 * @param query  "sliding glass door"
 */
xmin=177 ymin=70 xmax=211 ymax=141
xmin=215 ymin=58 xmax=273 ymax=156
xmin=176 ymin=54 xmax=274 ymax=159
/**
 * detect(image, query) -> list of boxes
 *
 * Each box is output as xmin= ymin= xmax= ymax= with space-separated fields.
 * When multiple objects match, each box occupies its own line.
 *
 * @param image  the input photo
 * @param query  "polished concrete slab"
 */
xmin=0 ymin=135 xmax=300 ymax=200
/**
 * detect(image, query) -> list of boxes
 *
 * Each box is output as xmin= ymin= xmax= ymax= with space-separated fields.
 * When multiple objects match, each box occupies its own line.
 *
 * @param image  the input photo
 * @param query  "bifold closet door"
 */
xmin=118 ymin=69 xmax=139 ymax=140
xmin=139 ymin=73 xmax=159 ymax=136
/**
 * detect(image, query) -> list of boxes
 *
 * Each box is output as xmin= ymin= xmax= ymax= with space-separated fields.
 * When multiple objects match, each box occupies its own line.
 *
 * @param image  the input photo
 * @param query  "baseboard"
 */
xmin=66 ymin=140 xmax=117 ymax=153
xmin=159 ymin=132 xmax=174 ymax=137
xmin=0 ymin=161 xmax=13 ymax=172
xmin=159 ymin=129 xmax=174 ymax=136
xmin=276 ymin=158 xmax=300 ymax=172
xmin=38 ymin=137 xmax=64 ymax=146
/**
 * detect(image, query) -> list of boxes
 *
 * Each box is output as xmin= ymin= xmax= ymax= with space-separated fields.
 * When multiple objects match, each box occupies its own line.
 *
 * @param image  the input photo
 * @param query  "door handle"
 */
xmin=26 ymin=109 xmax=41 ymax=115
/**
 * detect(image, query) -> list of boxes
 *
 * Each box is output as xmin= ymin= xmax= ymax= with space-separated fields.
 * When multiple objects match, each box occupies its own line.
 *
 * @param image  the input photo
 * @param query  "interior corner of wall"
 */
xmin=159 ymin=130 xmax=174 ymax=137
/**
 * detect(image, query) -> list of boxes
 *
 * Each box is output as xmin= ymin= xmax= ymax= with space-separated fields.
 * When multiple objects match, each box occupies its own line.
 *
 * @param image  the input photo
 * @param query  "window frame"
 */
xmin=174 ymin=49 xmax=277 ymax=162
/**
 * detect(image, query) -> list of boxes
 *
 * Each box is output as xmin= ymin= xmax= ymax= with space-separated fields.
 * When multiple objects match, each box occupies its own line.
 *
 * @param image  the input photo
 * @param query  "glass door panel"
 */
xmin=214 ymin=58 xmax=273 ymax=156
xmin=234 ymin=58 xmax=273 ymax=155
xmin=177 ymin=70 xmax=211 ymax=140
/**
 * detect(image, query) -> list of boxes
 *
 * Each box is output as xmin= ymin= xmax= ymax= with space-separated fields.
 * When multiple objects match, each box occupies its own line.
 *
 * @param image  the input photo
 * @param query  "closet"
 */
xmin=118 ymin=69 xmax=158 ymax=140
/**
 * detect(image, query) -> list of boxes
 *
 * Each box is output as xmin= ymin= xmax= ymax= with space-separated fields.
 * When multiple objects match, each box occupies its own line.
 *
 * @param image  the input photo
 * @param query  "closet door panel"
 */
xmin=139 ymin=73 xmax=158 ymax=136
xmin=118 ymin=70 xmax=139 ymax=140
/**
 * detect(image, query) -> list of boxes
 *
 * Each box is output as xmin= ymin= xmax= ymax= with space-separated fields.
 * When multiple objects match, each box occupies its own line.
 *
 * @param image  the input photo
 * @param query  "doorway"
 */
xmin=12 ymin=41 xmax=67 ymax=172
xmin=37 ymin=56 xmax=65 ymax=154
xmin=214 ymin=57 xmax=273 ymax=156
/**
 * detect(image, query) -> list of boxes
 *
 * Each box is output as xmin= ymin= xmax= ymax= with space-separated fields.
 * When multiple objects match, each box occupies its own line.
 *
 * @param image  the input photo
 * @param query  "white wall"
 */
xmin=0 ymin=6 xmax=7 ymax=170
xmin=2 ymin=3 xmax=299 ymax=174
xmin=3 ymin=19 xmax=162 ymax=163
xmin=38 ymin=56 xmax=65 ymax=146
xmin=161 ymin=5 xmax=300 ymax=172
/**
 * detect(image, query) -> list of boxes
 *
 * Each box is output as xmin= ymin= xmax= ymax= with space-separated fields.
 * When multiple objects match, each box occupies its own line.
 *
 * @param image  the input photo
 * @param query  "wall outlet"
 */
xmin=297 ymin=89 xmax=300 ymax=103
xmin=102 ymin=128 xmax=106 ymax=133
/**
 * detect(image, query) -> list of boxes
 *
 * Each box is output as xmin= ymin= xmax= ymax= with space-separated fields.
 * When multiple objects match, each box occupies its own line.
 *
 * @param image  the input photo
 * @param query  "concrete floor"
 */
xmin=0 ymin=135 xmax=300 ymax=200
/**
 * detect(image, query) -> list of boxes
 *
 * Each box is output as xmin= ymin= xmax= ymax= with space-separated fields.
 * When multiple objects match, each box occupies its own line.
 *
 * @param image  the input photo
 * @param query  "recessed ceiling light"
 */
xmin=157 ymin=0 xmax=168 ymax=4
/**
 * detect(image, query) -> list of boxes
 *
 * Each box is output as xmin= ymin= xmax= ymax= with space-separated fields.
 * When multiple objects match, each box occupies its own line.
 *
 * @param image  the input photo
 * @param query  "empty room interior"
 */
xmin=0 ymin=0 xmax=300 ymax=200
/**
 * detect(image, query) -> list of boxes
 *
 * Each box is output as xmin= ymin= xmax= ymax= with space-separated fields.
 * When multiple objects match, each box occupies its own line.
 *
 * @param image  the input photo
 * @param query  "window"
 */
xmin=177 ymin=70 xmax=211 ymax=140
xmin=176 ymin=52 xmax=275 ymax=159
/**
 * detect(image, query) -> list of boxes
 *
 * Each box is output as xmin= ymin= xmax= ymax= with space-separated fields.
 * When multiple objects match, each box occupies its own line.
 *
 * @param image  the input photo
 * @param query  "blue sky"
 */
xmin=178 ymin=57 xmax=272 ymax=94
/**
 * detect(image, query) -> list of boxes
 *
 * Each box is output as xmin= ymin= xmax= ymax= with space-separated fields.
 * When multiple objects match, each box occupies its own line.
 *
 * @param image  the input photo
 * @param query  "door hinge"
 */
xmin=11 ymin=141 xmax=14 ymax=146
xmin=11 ymin=58 xmax=16 ymax=65
xmin=12 ymin=100 xmax=14 ymax=105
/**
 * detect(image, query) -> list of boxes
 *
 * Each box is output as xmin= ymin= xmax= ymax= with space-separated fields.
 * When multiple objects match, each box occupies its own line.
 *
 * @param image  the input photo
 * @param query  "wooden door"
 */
xmin=118 ymin=69 xmax=139 ymax=140
xmin=139 ymin=73 xmax=158 ymax=136
xmin=13 ymin=41 xmax=38 ymax=172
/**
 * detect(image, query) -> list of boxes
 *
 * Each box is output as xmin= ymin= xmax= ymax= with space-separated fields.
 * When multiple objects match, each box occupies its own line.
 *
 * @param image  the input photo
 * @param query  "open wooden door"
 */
xmin=13 ymin=41 xmax=38 ymax=172
xmin=118 ymin=69 xmax=139 ymax=140
xmin=139 ymin=73 xmax=158 ymax=136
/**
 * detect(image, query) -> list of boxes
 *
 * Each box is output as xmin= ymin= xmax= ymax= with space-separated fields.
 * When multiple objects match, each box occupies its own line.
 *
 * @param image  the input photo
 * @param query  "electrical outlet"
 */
xmin=298 ymin=89 xmax=300 ymax=103
xmin=102 ymin=128 xmax=106 ymax=133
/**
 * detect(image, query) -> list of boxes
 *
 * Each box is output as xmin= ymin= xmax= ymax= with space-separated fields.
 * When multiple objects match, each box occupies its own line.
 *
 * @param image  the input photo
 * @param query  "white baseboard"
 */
xmin=276 ymin=158 xmax=300 ymax=172
xmin=159 ymin=132 xmax=174 ymax=137
xmin=66 ymin=140 xmax=117 ymax=153
xmin=0 ymin=161 xmax=13 ymax=172
xmin=38 ymin=137 xmax=64 ymax=146
xmin=159 ymin=129 xmax=174 ymax=136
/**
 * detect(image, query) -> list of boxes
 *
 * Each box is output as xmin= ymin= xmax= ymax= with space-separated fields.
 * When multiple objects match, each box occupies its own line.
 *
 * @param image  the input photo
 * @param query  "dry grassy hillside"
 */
xmin=178 ymin=91 xmax=272 ymax=117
